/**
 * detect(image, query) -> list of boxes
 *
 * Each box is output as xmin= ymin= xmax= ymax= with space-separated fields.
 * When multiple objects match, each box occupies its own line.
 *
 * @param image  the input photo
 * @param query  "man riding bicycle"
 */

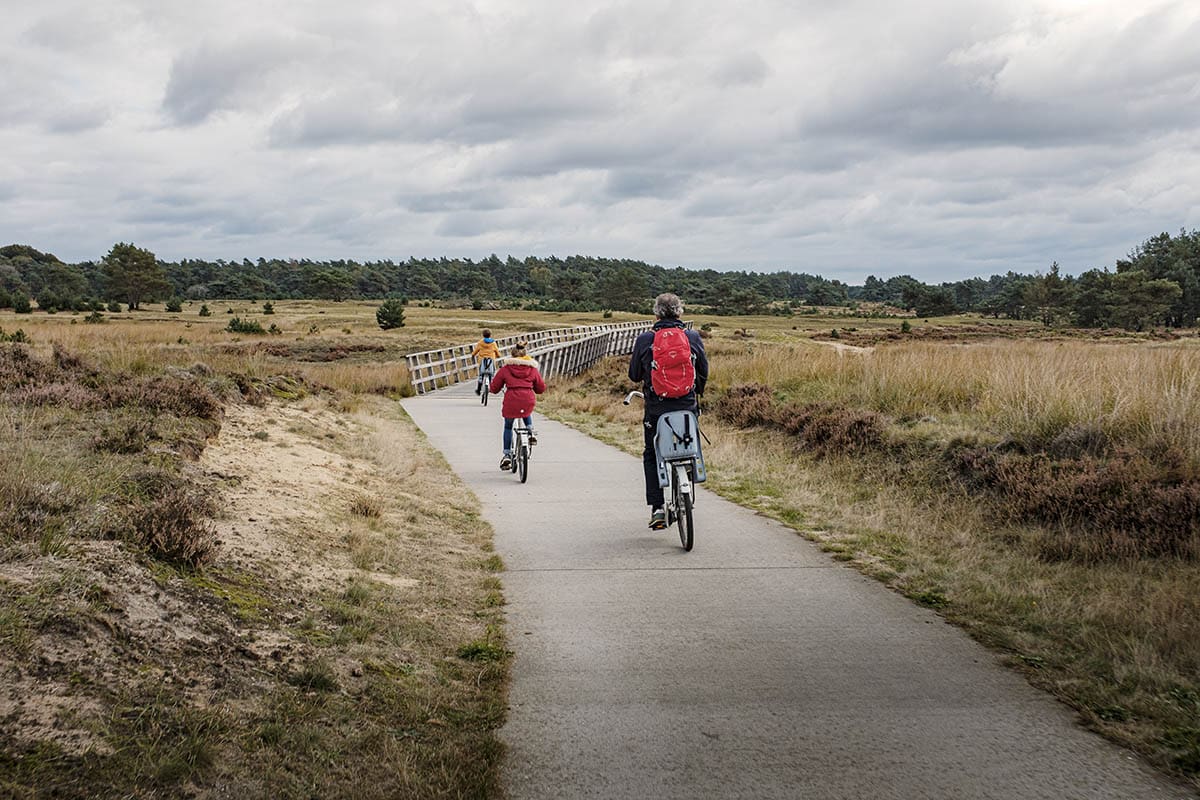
xmin=628 ymin=293 xmax=708 ymax=529
xmin=472 ymin=328 xmax=501 ymax=395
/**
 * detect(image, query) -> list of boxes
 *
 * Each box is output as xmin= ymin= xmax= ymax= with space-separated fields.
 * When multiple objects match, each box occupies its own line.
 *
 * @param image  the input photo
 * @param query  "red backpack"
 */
xmin=650 ymin=327 xmax=696 ymax=399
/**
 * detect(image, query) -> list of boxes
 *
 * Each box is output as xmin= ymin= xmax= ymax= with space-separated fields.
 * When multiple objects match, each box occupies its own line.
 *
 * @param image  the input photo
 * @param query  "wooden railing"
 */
xmin=405 ymin=320 xmax=669 ymax=394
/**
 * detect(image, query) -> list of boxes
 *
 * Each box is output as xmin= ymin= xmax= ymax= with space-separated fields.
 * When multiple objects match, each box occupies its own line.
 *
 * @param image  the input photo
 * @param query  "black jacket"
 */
xmin=628 ymin=319 xmax=709 ymax=412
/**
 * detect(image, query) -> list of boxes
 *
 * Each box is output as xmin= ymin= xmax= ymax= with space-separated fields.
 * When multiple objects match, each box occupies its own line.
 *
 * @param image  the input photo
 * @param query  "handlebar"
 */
xmin=623 ymin=390 xmax=644 ymax=405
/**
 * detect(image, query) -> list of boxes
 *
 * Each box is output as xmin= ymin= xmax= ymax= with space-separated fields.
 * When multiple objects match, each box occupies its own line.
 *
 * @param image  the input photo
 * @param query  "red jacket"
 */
xmin=489 ymin=357 xmax=546 ymax=418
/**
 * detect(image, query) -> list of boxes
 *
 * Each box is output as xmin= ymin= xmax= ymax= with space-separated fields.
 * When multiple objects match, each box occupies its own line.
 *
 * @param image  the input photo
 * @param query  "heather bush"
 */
xmin=950 ymin=445 xmax=1200 ymax=561
xmin=92 ymin=418 xmax=157 ymax=454
xmin=133 ymin=484 xmax=218 ymax=566
xmin=711 ymin=383 xmax=777 ymax=429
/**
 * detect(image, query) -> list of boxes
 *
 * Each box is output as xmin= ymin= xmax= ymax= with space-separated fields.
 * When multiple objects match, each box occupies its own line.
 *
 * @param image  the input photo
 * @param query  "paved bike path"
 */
xmin=402 ymin=384 xmax=1188 ymax=799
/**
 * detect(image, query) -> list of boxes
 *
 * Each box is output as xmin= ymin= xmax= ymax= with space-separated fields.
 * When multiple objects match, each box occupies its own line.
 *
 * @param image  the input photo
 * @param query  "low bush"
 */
xmin=950 ymin=445 xmax=1200 ymax=561
xmin=714 ymin=380 xmax=1197 ymax=560
xmin=133 ymin=484 xmax=219 ymax=566
xmin=226 ymin=317 xmax=266 ymax=334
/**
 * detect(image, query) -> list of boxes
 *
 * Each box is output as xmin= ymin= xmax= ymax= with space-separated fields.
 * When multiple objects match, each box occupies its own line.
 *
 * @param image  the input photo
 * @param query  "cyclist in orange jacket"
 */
xmin=472 ymin=329 xmax=502 ymax=395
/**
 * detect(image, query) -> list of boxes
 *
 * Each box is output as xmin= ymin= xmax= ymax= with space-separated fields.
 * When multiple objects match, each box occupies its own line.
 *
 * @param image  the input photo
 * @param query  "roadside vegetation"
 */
xmin=541 ymin=312 xmax=1200 ymax=790
xmin=0 ymin=303 xmax=513 ymax=798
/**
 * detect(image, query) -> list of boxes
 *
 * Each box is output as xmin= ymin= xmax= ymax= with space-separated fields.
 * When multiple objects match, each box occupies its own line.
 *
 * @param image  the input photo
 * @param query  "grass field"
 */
xmin=3 ymin=299 xmax=1199 ymax=793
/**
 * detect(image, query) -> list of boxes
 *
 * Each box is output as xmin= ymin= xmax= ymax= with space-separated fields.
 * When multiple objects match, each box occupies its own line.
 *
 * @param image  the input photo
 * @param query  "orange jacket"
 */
xmin=472 ymin=339 xmax=501 ymax=361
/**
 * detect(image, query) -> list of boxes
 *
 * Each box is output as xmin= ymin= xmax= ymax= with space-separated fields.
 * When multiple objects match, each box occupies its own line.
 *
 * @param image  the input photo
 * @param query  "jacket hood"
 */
xmin=504 ymin=358 xmax=538 ymax=373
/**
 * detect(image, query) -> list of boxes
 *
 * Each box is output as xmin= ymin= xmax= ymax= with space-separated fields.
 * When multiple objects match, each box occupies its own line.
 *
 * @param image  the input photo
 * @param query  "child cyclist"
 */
xmin=471 ymin=329 xmax=501 ymax=395
xmin=488 ymin=342 xmax=545 ymax=470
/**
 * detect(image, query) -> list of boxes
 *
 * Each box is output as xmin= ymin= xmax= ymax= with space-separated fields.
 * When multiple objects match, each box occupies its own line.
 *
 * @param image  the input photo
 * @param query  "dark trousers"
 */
xmin=643 ymin=410 xmax=664 ymax=508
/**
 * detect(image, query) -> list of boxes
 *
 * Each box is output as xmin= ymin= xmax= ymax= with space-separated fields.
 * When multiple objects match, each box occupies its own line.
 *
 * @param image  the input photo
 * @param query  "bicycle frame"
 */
xmin=510 ymin=418 xmax=532 ymax=483
xmin=477 ymin=358 xmax=495 ymax=405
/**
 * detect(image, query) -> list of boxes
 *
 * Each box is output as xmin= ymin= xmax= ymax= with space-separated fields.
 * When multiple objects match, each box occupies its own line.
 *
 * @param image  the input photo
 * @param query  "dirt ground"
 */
xmin=1 ymin=394 xmax=499 ymax=796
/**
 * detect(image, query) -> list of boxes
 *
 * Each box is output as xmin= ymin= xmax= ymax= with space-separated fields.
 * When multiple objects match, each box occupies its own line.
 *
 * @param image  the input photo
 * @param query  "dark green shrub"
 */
xmin=262 ymin=301 xmax=274 ymax=315
xmin=14 ymin=295 xmax=32 ymax=314
xmin=0 ymin=328 xmax=30 ymax=343
xmin=84 ymin=311 xmax=105 ymax=324
xmin=107 ymin=301 xmax=122 ymax=313
xmin=376 ymin=299 xmax=406 ymax=330
xmin=165 ymin=297 xmax=183 ymax=312
xmin=198 ymin=304 xmax=211 ymax=317
xmin=226 ymin=317 xmax=266 ymax=334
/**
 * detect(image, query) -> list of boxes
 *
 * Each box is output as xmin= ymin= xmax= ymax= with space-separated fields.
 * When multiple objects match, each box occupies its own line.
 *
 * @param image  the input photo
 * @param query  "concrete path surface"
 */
xmin=403 ymin=384 xmax=1190 ymax=799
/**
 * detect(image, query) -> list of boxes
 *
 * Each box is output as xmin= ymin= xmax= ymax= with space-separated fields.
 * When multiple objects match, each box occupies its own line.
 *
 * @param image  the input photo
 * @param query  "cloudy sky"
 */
xmin=2 ymin=0 xmax=1198 ymax=283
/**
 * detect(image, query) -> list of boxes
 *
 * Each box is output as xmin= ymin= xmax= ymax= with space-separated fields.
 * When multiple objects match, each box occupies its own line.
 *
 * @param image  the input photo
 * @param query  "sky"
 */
xmin=2 ymin=0 xmax=1199 ymax=284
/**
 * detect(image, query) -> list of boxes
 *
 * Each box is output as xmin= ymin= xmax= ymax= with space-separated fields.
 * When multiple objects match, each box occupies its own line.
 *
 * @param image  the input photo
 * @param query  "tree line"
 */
xmin=2 ymin=229 xmax=1198 ymax=329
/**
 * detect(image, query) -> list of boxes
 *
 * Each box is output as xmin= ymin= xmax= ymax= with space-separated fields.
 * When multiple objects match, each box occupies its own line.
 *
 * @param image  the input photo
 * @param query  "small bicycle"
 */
xmin=508 ymin=418 xmax=532 ymax=483
xmin=477 ymin=358 xmax=495 ymax=406
xmin=624 ymin=391 xmax=706 ymax=551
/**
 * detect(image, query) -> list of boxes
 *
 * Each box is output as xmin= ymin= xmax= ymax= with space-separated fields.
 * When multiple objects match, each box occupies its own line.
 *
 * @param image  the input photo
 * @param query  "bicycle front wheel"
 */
xmin=674 ymin=466 xmax=693 ymax=551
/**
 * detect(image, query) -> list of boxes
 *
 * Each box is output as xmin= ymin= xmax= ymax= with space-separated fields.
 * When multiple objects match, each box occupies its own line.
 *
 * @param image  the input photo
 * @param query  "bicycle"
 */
xmin=624 ymin=391 xmax=706 ymax=551
xmin=476 ymin=358 xmax=495 ymax=406
xmin=508 ymin=418 xmax=532 ymax=483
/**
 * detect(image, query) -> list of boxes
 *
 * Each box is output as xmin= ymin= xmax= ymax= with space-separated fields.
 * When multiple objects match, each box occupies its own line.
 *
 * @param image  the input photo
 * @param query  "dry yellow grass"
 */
xmin=706 ymin=336 xmax=1200 ymax=465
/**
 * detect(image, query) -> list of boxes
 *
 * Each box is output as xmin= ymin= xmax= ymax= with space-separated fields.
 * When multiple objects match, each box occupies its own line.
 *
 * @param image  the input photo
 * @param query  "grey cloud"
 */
xmin=403 ymin=190 xmax=508 ymax=214
xmin=435 ymin=213 xmax=493 ymax=238
xmin=44 ymin=104 xmax=109 ymax=134
xmin=268 ymin=73 xmax=611 ymax=149
xmin=711 ymin=53 xmax=768 ymax=87
xmin=483 ymin=134 xmax=677 ymax=179
xmin=163 ymin=37 xmax=305 ymax=125
xmin=604 ymin=170 xmax=691 ymax=200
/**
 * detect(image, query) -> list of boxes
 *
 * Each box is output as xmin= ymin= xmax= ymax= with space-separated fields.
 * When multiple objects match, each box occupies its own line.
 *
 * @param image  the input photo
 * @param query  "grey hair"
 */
xmin=653 ymin=292 xmax=683 ymax=319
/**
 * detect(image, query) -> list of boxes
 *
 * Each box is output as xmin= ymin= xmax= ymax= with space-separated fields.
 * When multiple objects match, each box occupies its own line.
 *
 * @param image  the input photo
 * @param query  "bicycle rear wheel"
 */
xmin=674 ymin=465 xmax=693 ymax=551
xmin=481 ymin=381 xmax=489 ymax=406
xmin=518 ymin=440 xmax=529 ymax=483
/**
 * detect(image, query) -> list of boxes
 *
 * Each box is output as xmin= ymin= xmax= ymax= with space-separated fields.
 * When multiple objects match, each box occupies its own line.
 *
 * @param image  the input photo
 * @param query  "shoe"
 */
xmin=474 ymin=385 xmax=481 ymax=395
xmin=648 ymin=508 xmax=667 ymax=530
xmin=529 ymin=431 xmax=538 ymax=446
xmin=500 ymin=455 xmax=512 ymax=471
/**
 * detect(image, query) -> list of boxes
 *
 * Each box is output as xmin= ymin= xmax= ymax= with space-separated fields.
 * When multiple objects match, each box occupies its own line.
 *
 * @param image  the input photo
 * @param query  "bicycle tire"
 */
xmin=518 ymin=442 xmax=529 ymax=483
xmin=675 ymin=464 xmax=693 ymax=551
xmin=481 ymin=383 xmax=489 ymax=406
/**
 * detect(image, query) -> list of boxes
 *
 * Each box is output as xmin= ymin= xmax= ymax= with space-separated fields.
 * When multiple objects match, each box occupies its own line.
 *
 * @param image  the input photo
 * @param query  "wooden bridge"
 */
xmin=404 ymin=320 xmax=675 ymax=394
